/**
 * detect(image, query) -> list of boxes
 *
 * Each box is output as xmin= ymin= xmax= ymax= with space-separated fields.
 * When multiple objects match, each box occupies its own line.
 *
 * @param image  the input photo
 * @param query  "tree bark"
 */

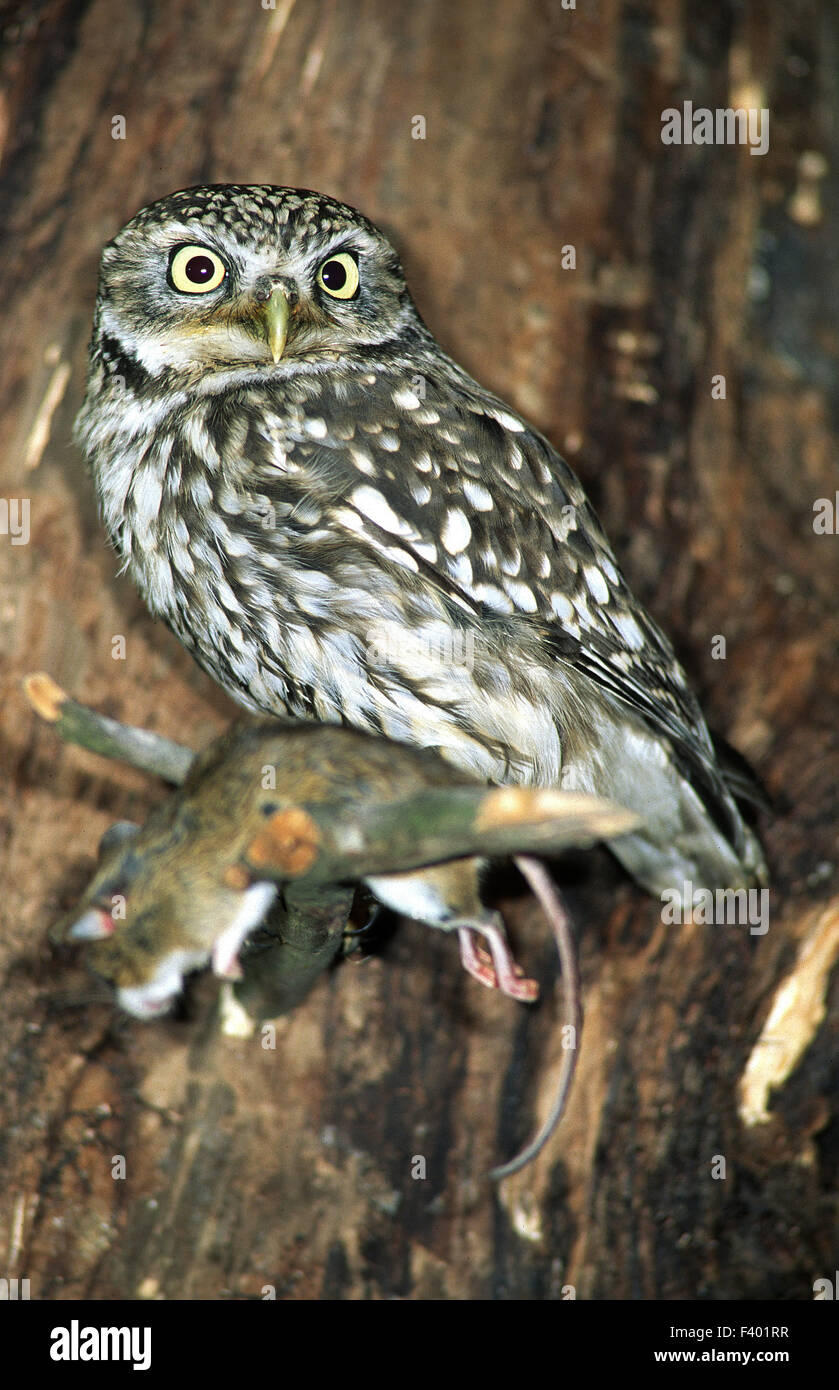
xmin=1 ymin=0 xmax=837 ymax=1300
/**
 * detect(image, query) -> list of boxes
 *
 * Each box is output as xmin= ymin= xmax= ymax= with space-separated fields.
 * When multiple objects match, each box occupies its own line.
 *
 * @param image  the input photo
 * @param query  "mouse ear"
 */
xmin=98 ymin=820 xmax=141 ymax=858
xmin=66 ymin=907 xmax=115 ymax=942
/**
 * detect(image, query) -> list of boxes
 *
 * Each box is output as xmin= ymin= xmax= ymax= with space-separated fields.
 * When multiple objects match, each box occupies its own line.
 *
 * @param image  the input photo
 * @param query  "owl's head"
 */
xmin=93 ymin=185 xmax=418 ymax=379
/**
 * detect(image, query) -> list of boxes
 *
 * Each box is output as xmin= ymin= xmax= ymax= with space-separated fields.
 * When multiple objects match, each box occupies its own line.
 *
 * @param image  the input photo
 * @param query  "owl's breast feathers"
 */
xmin=78 ymin=346 xmax=765 ymax=894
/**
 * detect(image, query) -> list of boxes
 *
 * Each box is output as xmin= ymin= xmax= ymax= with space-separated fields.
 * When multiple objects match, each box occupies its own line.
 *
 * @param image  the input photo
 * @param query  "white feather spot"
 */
xmin=411 ymin=480 xmax=433 ymax=505
xmin=612 ymin=611 xmax=646 ymax=650
xmin=131 ymin=467 xmax=163 ymax=528
xmin=572 ymin=592 xmax=594 ymax=626
xmin=349 ymin=445 xmax=376 ymax=476
xmin=216 ymin=578 xmax=241 ymax=613
xmin=462 ymin=479 xmax=494 ymax=512
xmin=584 ymin=565 xmax=610 ymax=604
xmin=393 ymin=386 xmax=421 ymax=410
xmin=304 ymin=416 xmax=328 ymax=439
xmin=351 ymin=485 xmax=413 ymax=536
xmin=503 ymin=579 xmax=539 ymax=612
xmin=414 ymin=451 xmax=433 ymax=473
xmin=379 ymin=431 xmax=400 ymax=451
xmin=184 ymin=412 xmax=217 ymax=462
xmin=189 ymin=475 xmax=213 ymax=508
xmin=386 ymin=546 xmax=419 ymax=573
xmin=473 ymin=583 xmax=515 ymax=614
xmin=448 ymin=553 xmax=473 ymax=585
xmin=335 ymin=506 xmax=365 ymax=534
xmin=500 ymin=547 xmax=521 ymax=576
xmin=412 ymin=539 xmax=438 ymax=563
xmin=493 ymin=409 xmax=525 ymax=432
xmin=192 ymin=538 xmax=222 ymax=579
xmin=225 ymin=531 xmax=253 ymax=558
xmin=550 ymin=591 xmax=575 ymax=624
xmin=142 ymin=549 xmax=174 ymax=611
xmin=441 ymin=507 xmax=472 ymax=554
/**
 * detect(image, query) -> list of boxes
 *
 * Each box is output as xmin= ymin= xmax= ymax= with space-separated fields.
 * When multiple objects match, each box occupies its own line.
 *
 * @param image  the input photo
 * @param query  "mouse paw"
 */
xmin=458 ymin=927 xmax=500 ymax=990
xmin=467 ymin=919 xmax=539 ymax=1003
xmin=211 ymin=939 xmax=244 ymax=980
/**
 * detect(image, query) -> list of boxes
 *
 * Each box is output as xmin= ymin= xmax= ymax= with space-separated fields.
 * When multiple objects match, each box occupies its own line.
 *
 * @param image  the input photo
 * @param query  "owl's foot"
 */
xmin=457 ymin=925 xmax=539 ymax=1002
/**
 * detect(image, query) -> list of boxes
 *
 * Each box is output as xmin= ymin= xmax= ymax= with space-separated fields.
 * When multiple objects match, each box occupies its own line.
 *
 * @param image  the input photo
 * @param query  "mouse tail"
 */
xmin=490 ymin=856 xmax=582 ymax=1180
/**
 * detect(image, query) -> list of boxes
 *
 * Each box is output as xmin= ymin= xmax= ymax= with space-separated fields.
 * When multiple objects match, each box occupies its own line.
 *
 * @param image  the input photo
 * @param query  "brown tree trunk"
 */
xmin=1 ymin=0 xmax=836 ymax=1300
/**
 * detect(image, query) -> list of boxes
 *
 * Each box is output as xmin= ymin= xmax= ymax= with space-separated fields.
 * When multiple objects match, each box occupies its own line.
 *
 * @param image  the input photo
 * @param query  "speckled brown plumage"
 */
xmin=75 ymin=184 xmax=766 ymax=900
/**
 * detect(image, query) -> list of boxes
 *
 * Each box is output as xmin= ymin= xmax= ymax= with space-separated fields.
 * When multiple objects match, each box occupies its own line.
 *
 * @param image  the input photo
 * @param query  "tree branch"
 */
xmin=23 ymin=672 xmax=194 ymax=785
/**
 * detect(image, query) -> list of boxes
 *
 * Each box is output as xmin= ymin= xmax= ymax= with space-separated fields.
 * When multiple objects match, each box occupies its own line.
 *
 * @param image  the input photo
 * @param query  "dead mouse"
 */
xmin=58 ymin=718 xmax=628 ymax=1175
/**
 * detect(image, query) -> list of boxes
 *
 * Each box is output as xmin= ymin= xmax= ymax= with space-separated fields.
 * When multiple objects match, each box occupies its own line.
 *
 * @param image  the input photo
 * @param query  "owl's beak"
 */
xmin=260 ymin=286 xmax=291 ymax=363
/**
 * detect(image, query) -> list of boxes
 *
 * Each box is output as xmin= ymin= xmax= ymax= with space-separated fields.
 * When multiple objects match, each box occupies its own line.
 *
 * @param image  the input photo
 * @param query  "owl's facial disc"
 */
xmin=97 ymin=190 xmax=413 ymax=380
xmin=247 ymin=252 xmax=359 ymax=362
xmin=163 ymin=242 xmax=298 ymax=365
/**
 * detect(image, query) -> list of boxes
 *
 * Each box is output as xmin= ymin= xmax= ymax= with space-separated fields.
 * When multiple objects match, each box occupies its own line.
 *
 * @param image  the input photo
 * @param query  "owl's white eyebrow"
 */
xmin=164 ymin=227 xmax=225 ymax=250
xmin=162 ymin=235 xmax=227 ymax=265
xmin=313 ymin=236 xmax=365 ymax=265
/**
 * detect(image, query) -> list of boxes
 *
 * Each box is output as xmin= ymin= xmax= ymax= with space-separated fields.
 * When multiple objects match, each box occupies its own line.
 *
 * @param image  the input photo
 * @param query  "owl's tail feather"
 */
xmin=713 ymin=732 xmax=772 ymax=816
xmin=606 ymin=768 xmax=768 ymax=910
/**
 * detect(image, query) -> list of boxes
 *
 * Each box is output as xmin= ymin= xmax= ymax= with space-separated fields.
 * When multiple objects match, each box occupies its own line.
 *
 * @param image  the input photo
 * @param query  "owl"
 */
xmin=75 ymin=184 xmax=766 ymax=915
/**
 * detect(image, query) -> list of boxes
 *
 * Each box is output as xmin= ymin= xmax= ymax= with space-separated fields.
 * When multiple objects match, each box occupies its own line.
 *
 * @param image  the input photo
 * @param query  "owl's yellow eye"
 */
xmin=169 ymin=245 xmax=227 ymax=294
xmin=317 ymin=252 xmax=359 ymax=300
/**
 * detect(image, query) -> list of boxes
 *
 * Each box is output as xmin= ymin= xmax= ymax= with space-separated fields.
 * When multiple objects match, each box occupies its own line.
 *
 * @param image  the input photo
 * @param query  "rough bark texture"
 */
xmin=1 ymin=0 xmax=837 ymax=1300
